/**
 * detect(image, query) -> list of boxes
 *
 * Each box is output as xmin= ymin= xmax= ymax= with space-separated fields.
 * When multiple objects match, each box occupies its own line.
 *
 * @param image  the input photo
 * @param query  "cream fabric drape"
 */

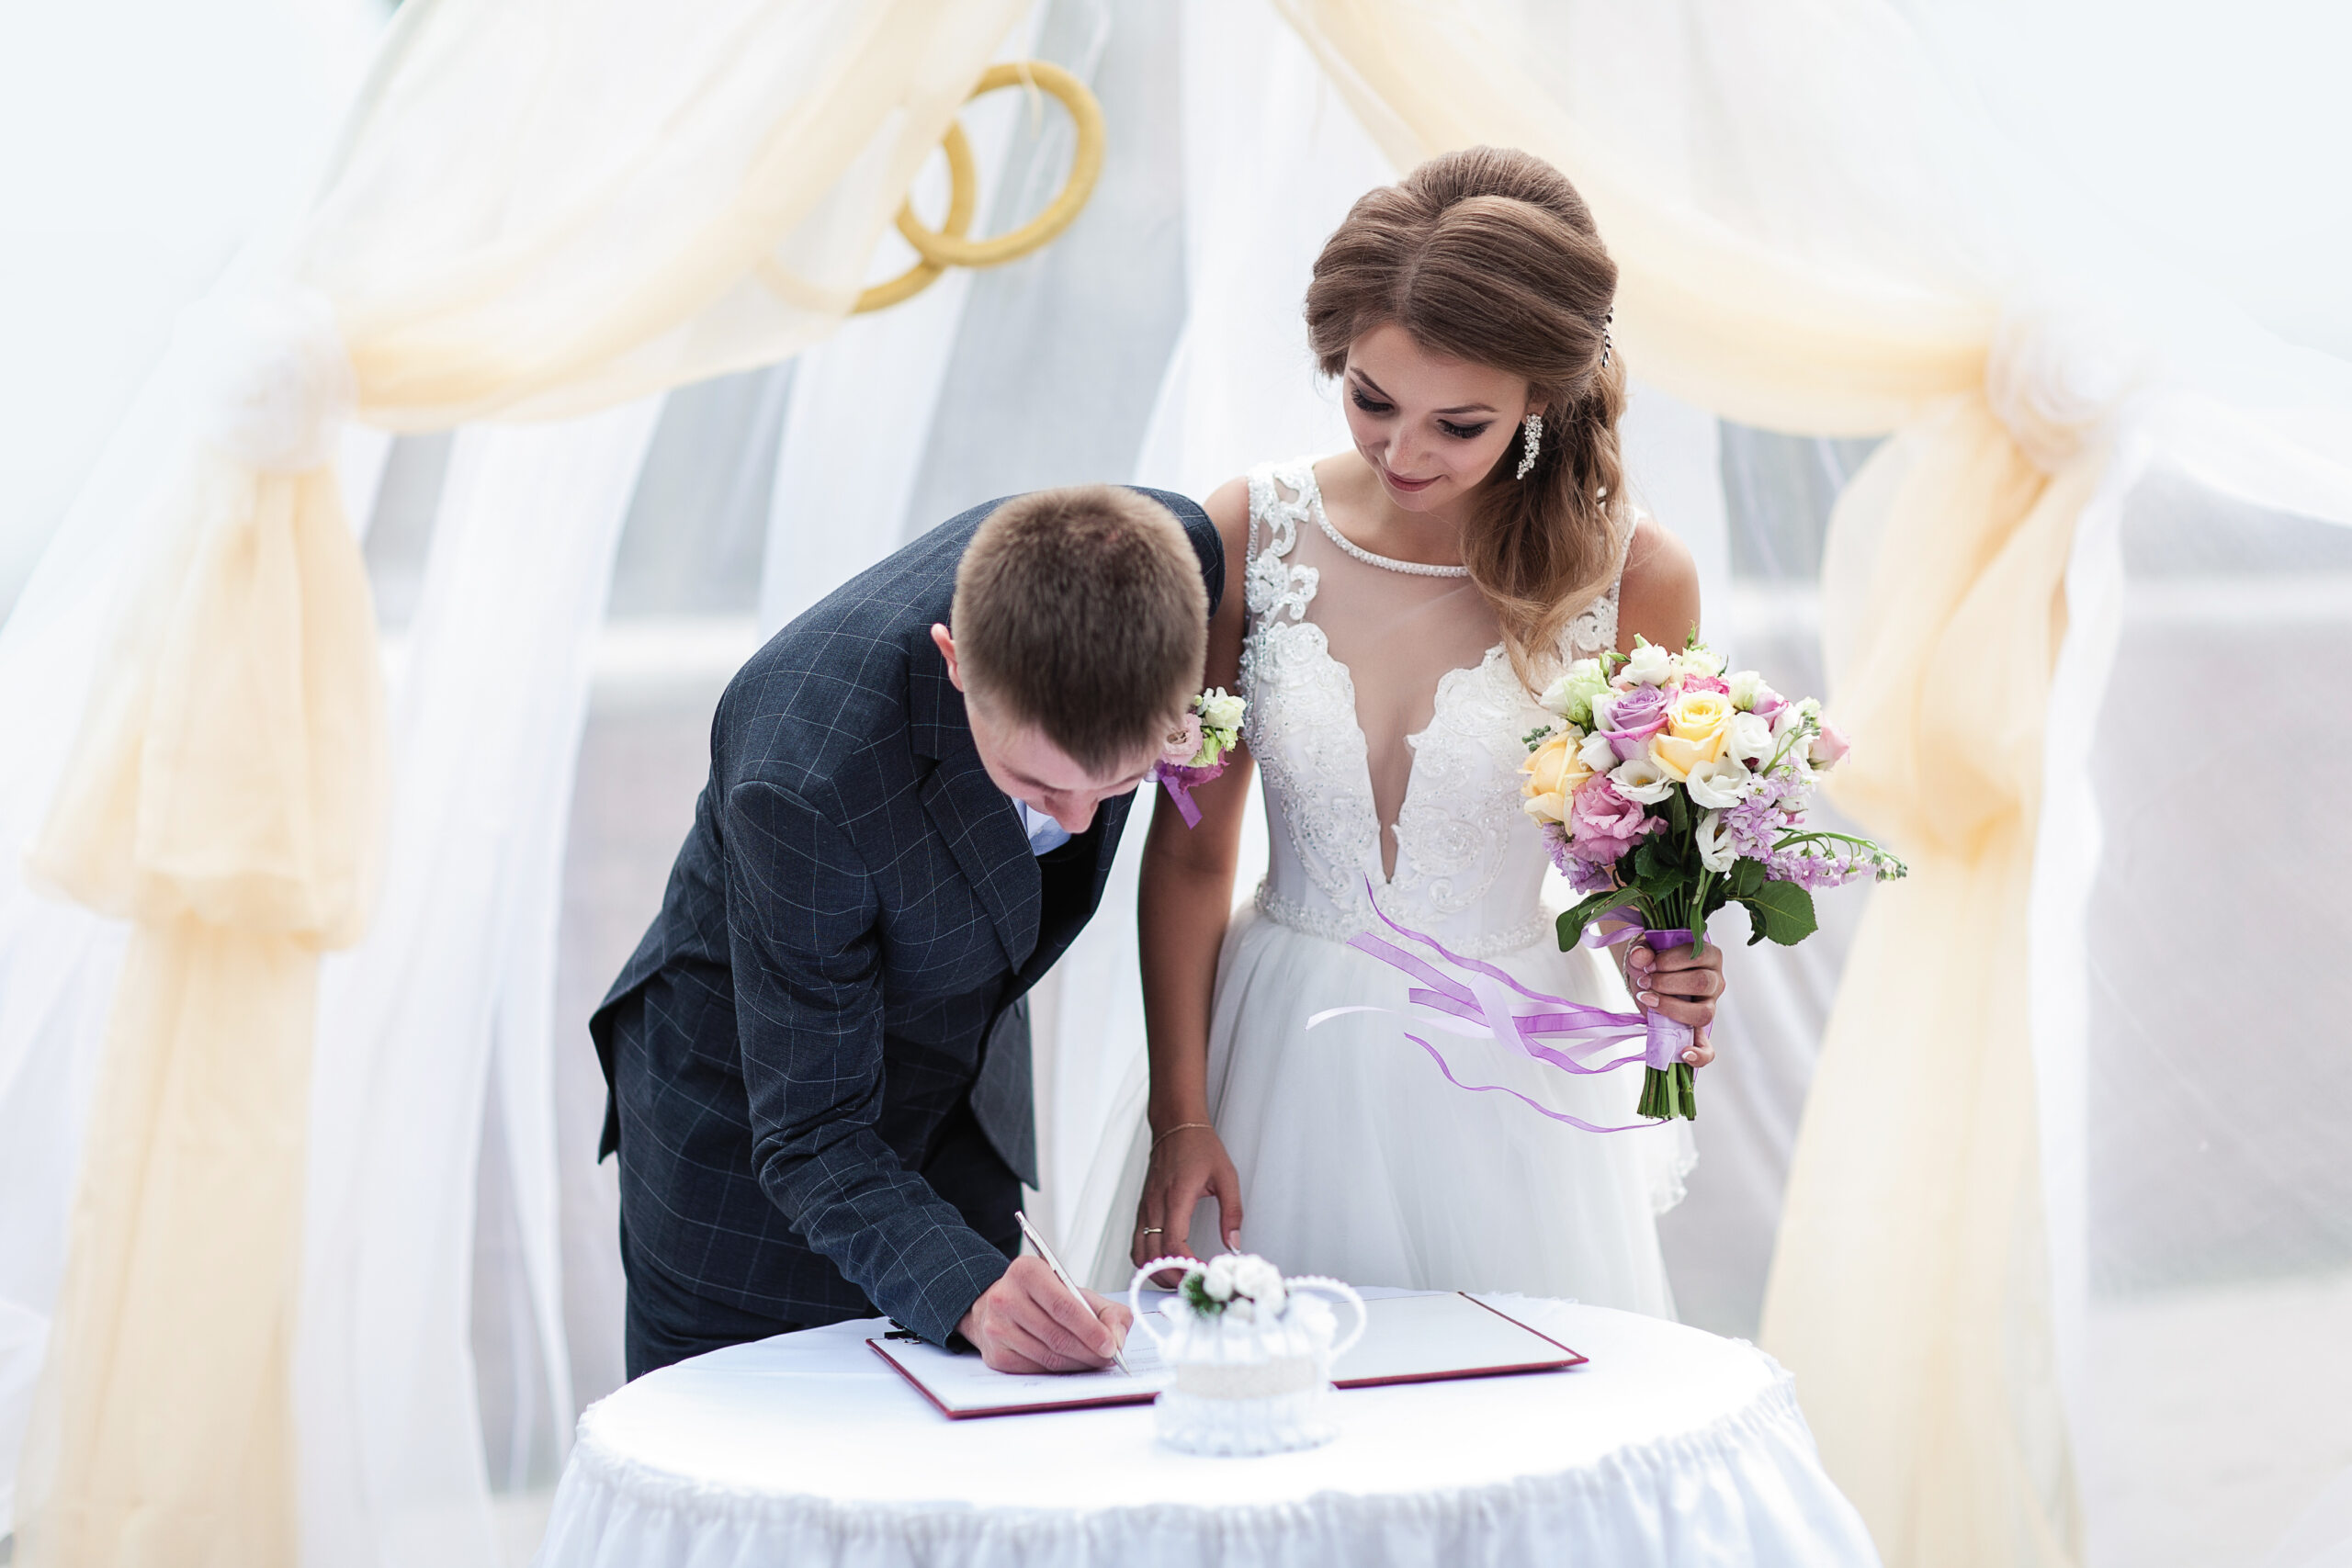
xmin=1269 ymin=4 xmax=2352 ymax=1565
xmin=1272 ymin=1 xmax=1991 ymax=436
xmin=12 ymin=2 xmax=1024 ymax=1561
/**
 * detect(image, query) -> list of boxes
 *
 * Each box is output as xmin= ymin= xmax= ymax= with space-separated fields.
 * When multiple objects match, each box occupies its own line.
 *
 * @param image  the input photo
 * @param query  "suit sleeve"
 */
xmin=724 ymin=778 xmax=1011 ymax=1343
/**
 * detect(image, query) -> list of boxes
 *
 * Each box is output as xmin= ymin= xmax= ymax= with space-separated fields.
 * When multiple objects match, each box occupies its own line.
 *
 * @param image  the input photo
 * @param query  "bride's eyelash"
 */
xmin=1352 ymin=387 xmax=1490 ymax=441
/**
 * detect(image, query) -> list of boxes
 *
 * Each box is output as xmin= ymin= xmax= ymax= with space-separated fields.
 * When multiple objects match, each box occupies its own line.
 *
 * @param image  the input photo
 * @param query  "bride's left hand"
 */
xmin=1628 ymin=942 xmax=1723 ymax=1067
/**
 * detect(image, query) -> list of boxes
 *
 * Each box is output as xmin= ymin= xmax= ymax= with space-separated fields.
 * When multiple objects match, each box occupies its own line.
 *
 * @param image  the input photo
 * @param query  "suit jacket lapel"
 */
xmin=909 ymin=633 xmax=1040 ymax=972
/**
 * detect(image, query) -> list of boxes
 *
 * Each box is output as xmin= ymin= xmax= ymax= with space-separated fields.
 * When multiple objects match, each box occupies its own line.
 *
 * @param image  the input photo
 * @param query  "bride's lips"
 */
xmin=1379 ymin=465 xmax=1439 ymax=494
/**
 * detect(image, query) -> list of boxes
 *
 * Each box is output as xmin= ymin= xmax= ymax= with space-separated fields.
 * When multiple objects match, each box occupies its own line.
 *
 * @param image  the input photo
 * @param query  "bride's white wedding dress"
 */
xmin=1130 ymin=457 xmax=1691 ymax=1313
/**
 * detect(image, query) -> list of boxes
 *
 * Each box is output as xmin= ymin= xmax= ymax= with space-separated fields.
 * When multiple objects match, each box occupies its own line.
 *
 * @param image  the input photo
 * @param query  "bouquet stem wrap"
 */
xmin=1631 ymin=928 xmax=1697 ymax=1121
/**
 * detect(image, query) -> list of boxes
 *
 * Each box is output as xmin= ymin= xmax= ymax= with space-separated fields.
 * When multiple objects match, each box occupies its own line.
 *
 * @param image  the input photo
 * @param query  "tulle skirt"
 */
xmin=1152 ymin=904 xmax=1692 ymax=1315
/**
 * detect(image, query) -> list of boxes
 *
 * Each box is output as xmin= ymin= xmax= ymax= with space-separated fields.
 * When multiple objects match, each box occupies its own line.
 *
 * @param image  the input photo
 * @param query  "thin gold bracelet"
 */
xmin=1150 ymin=1122 xmax=1215 ymax=1150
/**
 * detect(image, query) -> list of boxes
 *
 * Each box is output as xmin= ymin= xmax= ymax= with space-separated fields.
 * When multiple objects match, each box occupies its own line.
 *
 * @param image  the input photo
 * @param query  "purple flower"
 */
xmin=1723 ymin=795 xmax=1784 ymax=863
xmin=1596 ymin=683 xmax=1671 ymax=761
xmin=1542 ymin=823 xmax=1619 ymax=894
xmin=1567 ymin=856 xmax=1618 ymax=894
xmin=1747 ymin=685 xmax=1787 ymax=722
xmin=1766 ymin=840 xmax=1885 ymax=890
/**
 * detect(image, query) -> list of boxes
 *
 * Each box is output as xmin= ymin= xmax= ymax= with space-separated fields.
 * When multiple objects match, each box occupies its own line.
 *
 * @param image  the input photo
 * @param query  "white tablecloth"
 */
xmin=533 ymin=1296 xmax=1879 ymax=1567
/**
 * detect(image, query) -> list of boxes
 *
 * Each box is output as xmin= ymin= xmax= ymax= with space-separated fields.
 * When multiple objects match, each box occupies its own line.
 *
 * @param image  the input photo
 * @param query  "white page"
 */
xmin=1331 ymin=1292 xmax=1581 ymax=1386
xmin=871 ymin=1293 xmax=1579 ymax=1417
xmin=872 ymin=1322 xmax=1172 ymax=1416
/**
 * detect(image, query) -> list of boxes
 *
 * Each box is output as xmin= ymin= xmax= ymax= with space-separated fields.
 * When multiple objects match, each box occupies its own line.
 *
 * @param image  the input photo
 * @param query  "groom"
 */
xmin=593 ymin=485 xmax=1220 ymax=1379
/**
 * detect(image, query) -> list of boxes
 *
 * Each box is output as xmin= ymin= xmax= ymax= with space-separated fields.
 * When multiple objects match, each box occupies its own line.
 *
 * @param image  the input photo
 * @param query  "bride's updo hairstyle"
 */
xmin=1305 ymin=146 xmax=1627 ymax=683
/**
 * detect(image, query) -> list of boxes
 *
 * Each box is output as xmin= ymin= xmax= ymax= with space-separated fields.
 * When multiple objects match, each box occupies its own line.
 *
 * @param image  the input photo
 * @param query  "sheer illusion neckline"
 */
xmin=1288 ymin=466 xmax=1505 ymax=882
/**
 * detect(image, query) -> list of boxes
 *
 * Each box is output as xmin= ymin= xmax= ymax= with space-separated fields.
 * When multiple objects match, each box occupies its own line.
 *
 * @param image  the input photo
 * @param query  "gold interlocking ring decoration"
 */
xmin=854 ymin=61 xmax=1106 ymax=314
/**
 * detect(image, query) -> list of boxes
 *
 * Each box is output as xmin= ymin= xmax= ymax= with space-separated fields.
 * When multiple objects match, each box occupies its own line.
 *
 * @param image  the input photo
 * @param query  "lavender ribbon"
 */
xmin=1149 ymin=758 xmax=1226 ymax=828
xmin=1306 ymin=896 xmax=1687 ymax=1130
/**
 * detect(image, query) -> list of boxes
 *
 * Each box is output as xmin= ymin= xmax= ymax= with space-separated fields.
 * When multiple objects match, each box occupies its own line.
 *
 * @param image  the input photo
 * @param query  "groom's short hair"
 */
xmin=952 ymin=486 xmax=1206 ymax=773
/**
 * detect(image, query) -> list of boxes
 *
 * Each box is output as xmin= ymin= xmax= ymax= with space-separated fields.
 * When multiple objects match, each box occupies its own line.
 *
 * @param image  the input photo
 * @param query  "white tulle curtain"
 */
xmin=299 ymin=400 xmax=665 ymax=1565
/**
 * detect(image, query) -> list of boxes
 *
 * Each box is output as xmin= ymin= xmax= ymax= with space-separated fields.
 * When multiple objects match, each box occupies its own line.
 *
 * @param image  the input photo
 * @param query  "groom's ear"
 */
xmin=929 ymin=623 xmax=965 ymax=692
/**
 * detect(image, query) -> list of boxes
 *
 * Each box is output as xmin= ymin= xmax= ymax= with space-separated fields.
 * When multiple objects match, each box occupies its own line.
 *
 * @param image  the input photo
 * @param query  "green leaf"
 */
xmin=1556 ymin=888 xmax=1640 ymax=951
xmin=1737 ymin=881 xmax=1818 ymax=946
xmin=1730 ymin=857 xmax=1765 ymax=897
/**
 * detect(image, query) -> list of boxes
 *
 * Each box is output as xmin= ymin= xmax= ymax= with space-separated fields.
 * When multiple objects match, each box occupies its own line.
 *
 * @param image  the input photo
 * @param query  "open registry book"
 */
xmin=868 ymin=1289 xmax=1586 ymax=1419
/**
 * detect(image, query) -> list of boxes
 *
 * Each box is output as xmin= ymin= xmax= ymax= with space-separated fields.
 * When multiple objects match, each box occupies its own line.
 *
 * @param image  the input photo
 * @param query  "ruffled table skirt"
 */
xmin=533 ymin=1296 xmax=1880 ymax=1567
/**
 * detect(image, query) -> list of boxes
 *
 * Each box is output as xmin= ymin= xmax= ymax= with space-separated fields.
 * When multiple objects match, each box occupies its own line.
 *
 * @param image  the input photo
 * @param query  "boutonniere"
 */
xmin=1150 ymin=687 xmax=1246 ymax=827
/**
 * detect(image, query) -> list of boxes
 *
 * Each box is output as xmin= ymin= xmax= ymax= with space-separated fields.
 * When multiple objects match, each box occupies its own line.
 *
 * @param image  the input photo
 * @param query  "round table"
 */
xmin=533 ymin=1295 xmax=1880 ymax=1567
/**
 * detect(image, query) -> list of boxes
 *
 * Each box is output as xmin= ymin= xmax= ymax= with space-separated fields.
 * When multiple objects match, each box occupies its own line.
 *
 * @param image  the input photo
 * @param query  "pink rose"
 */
xmin=1682 ymin=673 xmax=1729 ymax=695
xmin=1159 ymin=712 xmax=1204 ymax=767
xmin=1596 ymin=682 xmax=1671 ymax=761
xmin=1569 ymin=775 xmax=1662 ymax=863
xmin=1809 ymin=721 xmax=1850 ymax=770
xmin=1747 ymin=685 xmax=1787 ymax=721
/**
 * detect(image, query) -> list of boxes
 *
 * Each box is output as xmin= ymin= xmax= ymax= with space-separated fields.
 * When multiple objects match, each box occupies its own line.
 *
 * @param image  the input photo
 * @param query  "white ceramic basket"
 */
xmin=1127 ymin=1258 xmax=1366 ymax=1456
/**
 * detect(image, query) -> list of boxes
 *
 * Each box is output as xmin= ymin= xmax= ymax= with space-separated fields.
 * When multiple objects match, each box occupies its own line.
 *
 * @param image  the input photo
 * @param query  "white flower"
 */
xmin=1539 ymin=659 xmax=1609 ymax=723
xmin=1201 ymin=1256 xmax=1238 ymax=1302
xmin=1228 ymin=1257 xmax=1287 ymax=1316
xmin=1588 ymin=689 xmax=1618 ymax=730
xmin=1672 ymin=645 xmax=1725 ymax=680
xmin=1610 ymin=756 xmax=1675 ymax=804
xmin=1230 ymin=1256 xmax=1281 ymax=1298
xmin=1577 ymin=730 xmax=1617 ymax=774
xmin=1726 ymin=711 xmax=1775 ymax=764
xmin=1622 ymin=639 xmax=1673 ymax=688
xmin=1697 ymin=810 xmax=1737 ymax=873
xmin=1225 ymin=1296 xmax=1255 ymax=1324
xmin=1683 ymin=757 xmax=1753 ymax=809
xmin=1770 ymin=696 xmax=1820 ymax=742
xmin=1726 ymin=670 xmax=1764 ymax=710
xmin=1197 ymin=688 xmax=1246 ymax=733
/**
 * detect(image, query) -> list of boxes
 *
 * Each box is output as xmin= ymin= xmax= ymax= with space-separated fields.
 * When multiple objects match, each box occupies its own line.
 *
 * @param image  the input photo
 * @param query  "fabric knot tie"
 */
xmin=1984 ymin=298 xmax=2154 ymax=472
xmin=177 ymin=288 xmax=356 ymax=473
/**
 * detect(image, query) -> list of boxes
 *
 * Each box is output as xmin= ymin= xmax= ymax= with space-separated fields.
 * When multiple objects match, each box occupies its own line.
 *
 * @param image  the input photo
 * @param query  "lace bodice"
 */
xmin=1238 ymin=458 xmax=1625 ymax=958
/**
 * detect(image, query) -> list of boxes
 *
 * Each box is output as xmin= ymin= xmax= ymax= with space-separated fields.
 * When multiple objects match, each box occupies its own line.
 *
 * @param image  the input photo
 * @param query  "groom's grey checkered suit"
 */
xmin=593 ymin=490 xmax=1222 ymax=1373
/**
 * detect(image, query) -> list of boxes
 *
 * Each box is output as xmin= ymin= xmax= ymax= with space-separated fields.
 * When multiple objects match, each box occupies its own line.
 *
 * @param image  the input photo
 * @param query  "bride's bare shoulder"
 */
xmin=1613 ymin=514 xmax=1702 ymax=653
xmin=1203 ymin=475 xmax=1253 ymax=562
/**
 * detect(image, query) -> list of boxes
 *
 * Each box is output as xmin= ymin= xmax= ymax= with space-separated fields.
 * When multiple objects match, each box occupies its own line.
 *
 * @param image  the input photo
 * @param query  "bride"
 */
xmin=1120 ymin=147 xmax=1727 ymax=1314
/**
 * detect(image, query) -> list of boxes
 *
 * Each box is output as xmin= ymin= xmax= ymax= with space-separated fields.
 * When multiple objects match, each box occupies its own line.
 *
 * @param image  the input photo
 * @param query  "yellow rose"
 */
xmin=1649 ymin=690 xmax=1731 ymax=780
xmin=1519 ymin=732 xmax=1591 ymax=824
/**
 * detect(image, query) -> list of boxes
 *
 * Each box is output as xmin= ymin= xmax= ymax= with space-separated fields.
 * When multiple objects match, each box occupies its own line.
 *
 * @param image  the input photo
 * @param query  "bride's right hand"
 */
xmin=1133 ymin=1122 xmax=1243 ymax=1269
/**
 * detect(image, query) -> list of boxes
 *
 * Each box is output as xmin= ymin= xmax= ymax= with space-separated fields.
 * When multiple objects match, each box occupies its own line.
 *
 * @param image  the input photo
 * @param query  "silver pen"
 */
xmin=1013 ymin=1209 xmax=1131 ymax=1375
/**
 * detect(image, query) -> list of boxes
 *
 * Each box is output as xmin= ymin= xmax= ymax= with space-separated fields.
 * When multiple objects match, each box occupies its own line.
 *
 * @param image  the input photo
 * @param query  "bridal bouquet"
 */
xmin=1519 ymin=636 xmax=1905 ymax=1119
xmin=1151 ymin=687 xmax=1246 ymax=827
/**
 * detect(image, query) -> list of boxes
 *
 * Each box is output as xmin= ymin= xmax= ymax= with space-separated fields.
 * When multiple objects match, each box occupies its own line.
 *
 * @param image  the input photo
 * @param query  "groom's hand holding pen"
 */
xmin=956 ymin=1251 xmax=1133 ymax=1375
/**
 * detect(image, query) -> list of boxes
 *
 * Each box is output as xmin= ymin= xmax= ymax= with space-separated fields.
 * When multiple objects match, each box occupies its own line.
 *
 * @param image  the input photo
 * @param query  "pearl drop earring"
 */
xmin=1515 ymin=412 xmax=1543 ymax=480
